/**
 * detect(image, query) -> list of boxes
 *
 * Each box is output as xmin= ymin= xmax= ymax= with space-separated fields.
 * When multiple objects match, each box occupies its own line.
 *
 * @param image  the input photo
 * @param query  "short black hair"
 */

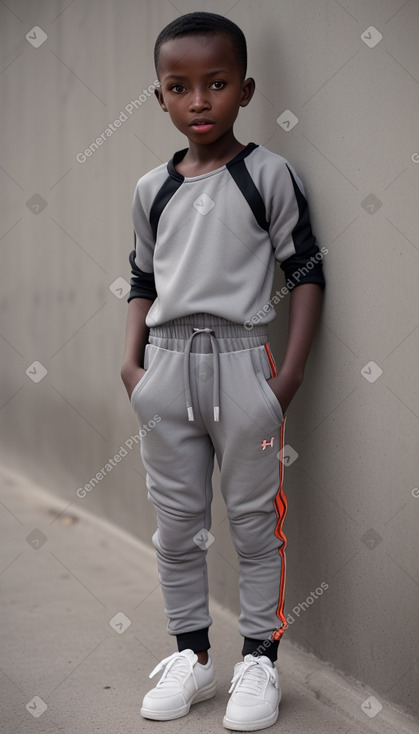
xmin=154 ymin=11 xmax=247 ymax=81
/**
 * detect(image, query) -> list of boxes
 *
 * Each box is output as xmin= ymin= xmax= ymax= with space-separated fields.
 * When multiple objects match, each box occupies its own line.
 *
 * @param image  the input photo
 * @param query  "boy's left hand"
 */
xmin=266 ymin=369 xmax=303 ymax=416
xmin=265 ymin=283 xmax=324 ymax=416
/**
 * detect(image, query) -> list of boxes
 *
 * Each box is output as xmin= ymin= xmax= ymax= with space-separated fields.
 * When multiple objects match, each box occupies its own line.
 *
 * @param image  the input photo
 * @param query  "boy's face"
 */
xmin=155 ymin=33 xmax=254 ymax=145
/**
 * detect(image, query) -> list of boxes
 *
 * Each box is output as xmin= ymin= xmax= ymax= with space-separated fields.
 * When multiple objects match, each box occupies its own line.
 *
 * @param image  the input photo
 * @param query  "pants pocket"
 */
xmin=130 ymin=344 xmax=159 ymax=411
xmin=250 ymin=346 xmax=285 ymax=425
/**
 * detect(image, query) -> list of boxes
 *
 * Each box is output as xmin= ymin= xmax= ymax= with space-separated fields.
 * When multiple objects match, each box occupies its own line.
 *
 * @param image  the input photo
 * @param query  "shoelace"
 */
xmin=148 ymin=651 xmax=198 ymax=691
xmin=228 ymin=657 xmax=277 ymax=695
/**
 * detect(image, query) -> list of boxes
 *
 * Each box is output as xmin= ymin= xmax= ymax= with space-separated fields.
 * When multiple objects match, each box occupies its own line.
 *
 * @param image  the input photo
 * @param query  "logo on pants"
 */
xmin=261 ymin=437 xmax=274 ymax=450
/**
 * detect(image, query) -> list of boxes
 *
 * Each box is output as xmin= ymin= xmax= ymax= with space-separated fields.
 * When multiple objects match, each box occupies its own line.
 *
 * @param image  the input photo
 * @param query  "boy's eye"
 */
xmin=168 ymin=81 xmax=225 ymax=93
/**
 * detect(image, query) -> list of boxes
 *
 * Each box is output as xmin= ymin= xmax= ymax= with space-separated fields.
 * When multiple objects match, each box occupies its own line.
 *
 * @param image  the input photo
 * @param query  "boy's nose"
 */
xmin=189 ymin=89 xmax=210 ymax=111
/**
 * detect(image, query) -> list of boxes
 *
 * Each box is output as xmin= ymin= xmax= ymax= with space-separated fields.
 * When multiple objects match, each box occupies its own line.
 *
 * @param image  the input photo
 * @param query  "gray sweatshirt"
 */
xmin=127 ymin=142 xmax=325 ymax=327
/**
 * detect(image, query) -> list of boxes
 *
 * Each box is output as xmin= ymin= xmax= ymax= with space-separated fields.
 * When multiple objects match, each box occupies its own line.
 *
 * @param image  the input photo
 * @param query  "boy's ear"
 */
xmin=154 ymin=87 xmax=168 ymax=112
xmin=240 ymin=76 xmax=256 ymax=108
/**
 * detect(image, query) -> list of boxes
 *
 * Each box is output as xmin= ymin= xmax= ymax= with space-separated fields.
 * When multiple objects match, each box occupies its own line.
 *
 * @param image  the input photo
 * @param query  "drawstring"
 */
xmin=149 ymin=314 xmax=269 ymax=423
xmin=184 ymin=327 xmax=220 ymax=422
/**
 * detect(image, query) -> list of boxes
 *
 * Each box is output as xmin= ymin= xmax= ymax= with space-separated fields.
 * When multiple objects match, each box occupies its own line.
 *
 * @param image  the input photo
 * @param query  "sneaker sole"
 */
xmin=141 ymin=680 xmax=217 ymax=721
xmin=223 ymin=706 xmax=279 ymax=731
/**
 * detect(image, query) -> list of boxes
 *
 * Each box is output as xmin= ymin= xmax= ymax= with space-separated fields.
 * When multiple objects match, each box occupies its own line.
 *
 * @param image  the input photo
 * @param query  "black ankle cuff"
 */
xmin=176 ymin=628 xmax=210 ymax=653
xmin=242 ymin=637 xmax=279 ymax=663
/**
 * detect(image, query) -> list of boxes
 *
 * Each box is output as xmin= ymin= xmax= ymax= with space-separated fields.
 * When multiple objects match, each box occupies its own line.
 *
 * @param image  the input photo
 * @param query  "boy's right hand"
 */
xmin=121 ymin=364 xmax=147 ymax=401
xmin=121 ymin=298 xmax=153 ymax=401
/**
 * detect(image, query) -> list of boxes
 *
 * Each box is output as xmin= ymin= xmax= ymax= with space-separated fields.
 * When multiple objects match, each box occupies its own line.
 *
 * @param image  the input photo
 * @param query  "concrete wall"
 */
xmin=1 ymin=0 xmax=418 ymax=720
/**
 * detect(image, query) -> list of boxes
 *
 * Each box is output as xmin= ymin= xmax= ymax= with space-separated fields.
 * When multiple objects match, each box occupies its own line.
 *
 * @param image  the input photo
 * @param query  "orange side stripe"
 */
xmin=264 ymin=342 xmax=288 ymax=641
xmin=264 ymin=343 xmax=277 ymax=377
xmin=271 ymin=417 xmax=288 ymax=641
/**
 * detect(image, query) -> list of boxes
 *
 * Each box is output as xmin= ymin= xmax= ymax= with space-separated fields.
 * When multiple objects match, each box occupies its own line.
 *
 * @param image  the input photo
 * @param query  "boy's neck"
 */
xmin=176 ymin=131 xmax=247 ymax=176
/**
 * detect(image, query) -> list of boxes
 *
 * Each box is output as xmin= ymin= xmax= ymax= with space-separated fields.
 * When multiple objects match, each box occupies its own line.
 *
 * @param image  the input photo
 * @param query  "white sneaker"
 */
xmin=140 ymin=649 xmax=216 ymax=720
xmin=223 ymin=654 xmax=281 ymax=731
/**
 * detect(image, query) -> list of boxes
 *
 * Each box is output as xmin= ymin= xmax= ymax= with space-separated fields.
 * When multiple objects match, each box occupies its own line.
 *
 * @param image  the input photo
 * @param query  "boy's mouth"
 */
xmin=190 ymin=119 xmax=215 ymax=133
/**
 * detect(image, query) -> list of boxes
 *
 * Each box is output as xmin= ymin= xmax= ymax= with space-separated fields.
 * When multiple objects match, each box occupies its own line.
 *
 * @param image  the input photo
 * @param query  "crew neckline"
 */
xmin=168 ymin=142 xmax=259 ymax=181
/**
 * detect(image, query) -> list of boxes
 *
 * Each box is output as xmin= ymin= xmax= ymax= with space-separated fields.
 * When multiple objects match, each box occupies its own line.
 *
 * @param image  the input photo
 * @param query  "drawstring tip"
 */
xmin=187 ymin=406 xmax=194 ymax=421
xmin=213 ymin=406 xmax=220 ymax=422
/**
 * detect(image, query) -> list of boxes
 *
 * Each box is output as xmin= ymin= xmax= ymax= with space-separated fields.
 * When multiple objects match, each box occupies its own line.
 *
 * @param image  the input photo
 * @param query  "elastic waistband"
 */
xmin=149 ymin=314 xmax=269 ymax=423
xmin=149 ymin=313 xmax=268 ymax=353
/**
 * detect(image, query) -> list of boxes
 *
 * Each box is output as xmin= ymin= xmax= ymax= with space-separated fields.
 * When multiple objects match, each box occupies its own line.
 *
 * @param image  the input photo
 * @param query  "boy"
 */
xmin=121 ymin=11 xmax=325 ymax=731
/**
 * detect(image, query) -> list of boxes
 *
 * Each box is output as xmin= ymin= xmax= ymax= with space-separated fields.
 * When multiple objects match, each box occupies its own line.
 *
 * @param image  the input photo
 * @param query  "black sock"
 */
xmin=176 ymin=627 xmax=210 ymax=654
xmin=242 ymin=636 xmax=279 ymax=663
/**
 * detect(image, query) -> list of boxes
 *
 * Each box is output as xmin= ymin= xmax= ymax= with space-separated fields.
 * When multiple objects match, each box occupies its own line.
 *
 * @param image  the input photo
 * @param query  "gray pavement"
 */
xmin=1 ymin=464 xmax=418 ymax=734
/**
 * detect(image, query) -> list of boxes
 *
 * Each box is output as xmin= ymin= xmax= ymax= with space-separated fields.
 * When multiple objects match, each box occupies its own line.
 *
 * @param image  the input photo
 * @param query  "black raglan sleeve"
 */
xmin=127 ymin=179 xmax=157 ymax=303
xmin=269 ymin=160 xmax=326 ymax=291
xmin=127 ymin=236 xmax=157 ymax=303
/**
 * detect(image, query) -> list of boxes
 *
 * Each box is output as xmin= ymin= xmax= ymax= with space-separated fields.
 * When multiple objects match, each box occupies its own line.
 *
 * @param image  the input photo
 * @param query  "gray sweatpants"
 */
xmin=130 ymin=313 xmax=288 ymax=657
